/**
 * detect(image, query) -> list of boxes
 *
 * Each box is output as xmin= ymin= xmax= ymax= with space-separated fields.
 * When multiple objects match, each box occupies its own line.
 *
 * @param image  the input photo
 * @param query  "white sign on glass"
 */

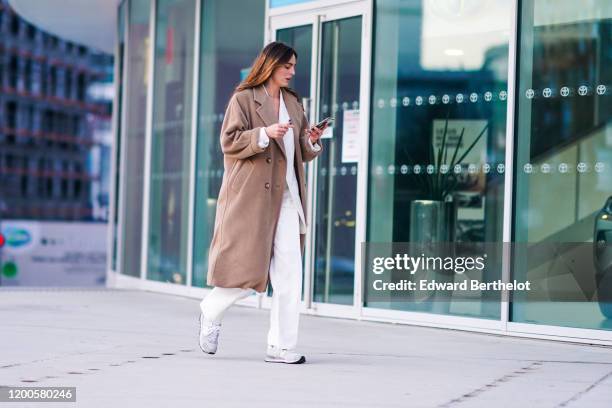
xmin=341 ymin=109 xmax=360 ymax=163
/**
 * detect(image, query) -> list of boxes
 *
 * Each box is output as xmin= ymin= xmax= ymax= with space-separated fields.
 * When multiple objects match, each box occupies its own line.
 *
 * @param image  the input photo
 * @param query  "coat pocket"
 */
xmin=230 ymin=159 xmax=254 ymax=193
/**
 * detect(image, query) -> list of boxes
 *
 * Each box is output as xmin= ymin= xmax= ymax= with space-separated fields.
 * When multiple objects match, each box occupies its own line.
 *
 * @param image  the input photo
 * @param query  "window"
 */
xmin=512 ymin=0 xmax=612 ymax=330
xmin=45 ymin=159 xmax=54 ymax=198
xmin=26 ymin=105 xmax=33 ymax=130
xmin=61 ymin=161 xmax=69 ymax=199
xmin=110 ymin=0 xmax=129 ymax=271
xmin=74 ymin=163 xmax=82 ymax=198
xmin=20 ymin=158 xmax=29 ymax=197
xmin=26 ymin=23 xmax=35 ymax=40
xmin=77 ymin=73 xmax=86 ymax=101
xmin=365 ymin=0 xmax=511 ymax=319
xmin=191 ymin=0 xmax=266 ymax=287
xmin=8 ymin=56 xmax=17 ymax=88
xmin=6 ymin=102 xmax=17 ymax=128
xmin=10 ymin=15 xmax=19 ymax=35
xmin=37 ymin=158 xmax=45 ymax=196
xmin=50 ymin=67 xmax=57 ymax=96
xmin=146 ymin=0 xmax=197 ymax=284
xmin=65 ymin=69 xmax=73 ymax=99
xmin=118 ymin=0 xmax=150 ymax=277
xmin=72 ymin=115 xmax=81 ymax=136
xmin=42 ymin=110 xmax=53 ymax=132
xmin=41 ymin=63 xmax=48 ymax=95
xmin=24 ymin=60 xmax=32 ymax=92
xmin=0 ymin=58 xmax=4 ymax=88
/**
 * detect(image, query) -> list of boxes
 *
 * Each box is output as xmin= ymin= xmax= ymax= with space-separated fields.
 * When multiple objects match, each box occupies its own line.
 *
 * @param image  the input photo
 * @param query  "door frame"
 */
xmin=265 ymin=0 xmax=373 ymax=319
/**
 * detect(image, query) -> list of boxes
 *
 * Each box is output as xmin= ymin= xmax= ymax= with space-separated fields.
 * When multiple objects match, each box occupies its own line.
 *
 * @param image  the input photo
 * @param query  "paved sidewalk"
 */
xmin=1 ymin=288 xmax=611 ymax=408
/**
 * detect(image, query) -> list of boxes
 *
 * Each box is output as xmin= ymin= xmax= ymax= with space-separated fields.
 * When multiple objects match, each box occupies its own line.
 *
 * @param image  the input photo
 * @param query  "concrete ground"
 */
xmin=1 ymin=288 xmax=612 ymax=408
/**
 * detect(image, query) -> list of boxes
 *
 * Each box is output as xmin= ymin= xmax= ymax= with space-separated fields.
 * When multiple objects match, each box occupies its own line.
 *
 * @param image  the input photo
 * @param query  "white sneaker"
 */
xmin=264 ymin=345 xmax=306 ymax=364
xmin=198 ymin=313 xmax=221 ymax=354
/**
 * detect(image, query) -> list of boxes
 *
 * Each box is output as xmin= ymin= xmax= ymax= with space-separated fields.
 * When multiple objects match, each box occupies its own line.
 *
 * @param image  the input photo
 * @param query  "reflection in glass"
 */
xmin=120 ymin=0 xmax=151 ymax=277
xmin=191 ymin=0 xmax=265 ymax=287
xmin=147 ymin=0 xmax=196 ymax=284
xmin=365 ymin=0 xmax=510 ymax=319
xmin=313 ymin=16 xmax=362 ymax=305
xmin=512 ymin=0 xmax=612 ymax=330
xmin=277 ymin=25 xmax=312 ymax=105
xmin=112 ymin=0 xmax=126 ymax=271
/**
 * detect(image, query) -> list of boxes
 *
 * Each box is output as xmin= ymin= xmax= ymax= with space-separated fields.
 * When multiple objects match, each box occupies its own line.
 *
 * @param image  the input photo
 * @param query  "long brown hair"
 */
xmin=234 ymin=41 xmax=298 ymax=95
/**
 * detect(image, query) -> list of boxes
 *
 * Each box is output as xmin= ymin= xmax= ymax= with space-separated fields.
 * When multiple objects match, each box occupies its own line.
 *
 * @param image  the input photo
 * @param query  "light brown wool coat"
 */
xmin=206 ymin=85 xmax=323 ymax=293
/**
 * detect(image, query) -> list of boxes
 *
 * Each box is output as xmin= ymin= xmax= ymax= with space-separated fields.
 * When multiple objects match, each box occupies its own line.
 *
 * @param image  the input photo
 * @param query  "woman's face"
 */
xmin=270 ymin=54 xmax=296 ymax=88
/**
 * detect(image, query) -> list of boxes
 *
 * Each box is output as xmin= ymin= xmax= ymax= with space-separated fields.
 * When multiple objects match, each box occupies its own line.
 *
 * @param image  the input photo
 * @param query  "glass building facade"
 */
xmin=0 ymin=0 xmax=114 ymax=223
xmin=110 ymin=0 xmax=612 ymax=344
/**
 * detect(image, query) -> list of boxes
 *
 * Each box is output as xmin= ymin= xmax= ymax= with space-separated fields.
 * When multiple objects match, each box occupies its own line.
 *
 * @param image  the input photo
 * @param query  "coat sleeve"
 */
xmin=298 ymin=108 xmax=324 ymax=162
xmin=220 ymin=94 xmax=267 ymax=160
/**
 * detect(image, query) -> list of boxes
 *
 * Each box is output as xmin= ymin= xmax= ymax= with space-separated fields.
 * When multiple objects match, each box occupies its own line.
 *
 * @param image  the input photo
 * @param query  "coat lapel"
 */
xmin=253 ymin=85 xmax=286 ymax=159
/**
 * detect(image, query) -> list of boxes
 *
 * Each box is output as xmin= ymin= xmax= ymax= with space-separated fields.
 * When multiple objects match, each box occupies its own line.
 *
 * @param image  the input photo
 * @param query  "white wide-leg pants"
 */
xmin=200 ymin=188 xmax=303 ymax=350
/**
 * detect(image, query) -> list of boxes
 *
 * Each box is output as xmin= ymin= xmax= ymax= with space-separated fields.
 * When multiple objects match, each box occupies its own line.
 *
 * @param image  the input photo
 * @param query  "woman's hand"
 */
xmin=306 ymin=123 xmax=326 ymax=144
xmin=265 ymin=122 xmax=293 ymax=139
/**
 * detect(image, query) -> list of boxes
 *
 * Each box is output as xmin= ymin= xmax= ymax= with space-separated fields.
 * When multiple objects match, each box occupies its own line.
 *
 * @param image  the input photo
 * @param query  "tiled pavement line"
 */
xmin=555 ymin=369 xmax=612 ymax=407
xmin=437 ymin=361 xmax=545 ymax=407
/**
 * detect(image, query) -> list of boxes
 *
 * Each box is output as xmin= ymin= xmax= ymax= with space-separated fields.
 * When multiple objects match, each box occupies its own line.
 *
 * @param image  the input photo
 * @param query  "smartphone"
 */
xmin=314 ymin=116 xmax=334 ymax=129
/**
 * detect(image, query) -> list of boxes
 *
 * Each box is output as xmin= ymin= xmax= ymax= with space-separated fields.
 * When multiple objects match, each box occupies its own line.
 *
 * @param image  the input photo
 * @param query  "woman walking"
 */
xmin=198 ymin=42 xmax=326 ymax=364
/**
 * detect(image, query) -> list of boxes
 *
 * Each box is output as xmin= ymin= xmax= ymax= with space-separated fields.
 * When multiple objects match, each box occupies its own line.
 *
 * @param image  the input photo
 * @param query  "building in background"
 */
xmin=0 ymin=0 xmax=113 ymax=222
xmin=0 ymin=0 xmax=113 ymax=287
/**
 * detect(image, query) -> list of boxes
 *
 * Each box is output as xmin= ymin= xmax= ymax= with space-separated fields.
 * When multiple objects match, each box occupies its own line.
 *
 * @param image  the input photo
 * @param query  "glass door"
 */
xmin=270 ymin=3 xmax=367 ymax=310
xmin=276 ymin=25 xmax=313 ymax=111
xmin=313 ymin=15 xmax=362 ymax=306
